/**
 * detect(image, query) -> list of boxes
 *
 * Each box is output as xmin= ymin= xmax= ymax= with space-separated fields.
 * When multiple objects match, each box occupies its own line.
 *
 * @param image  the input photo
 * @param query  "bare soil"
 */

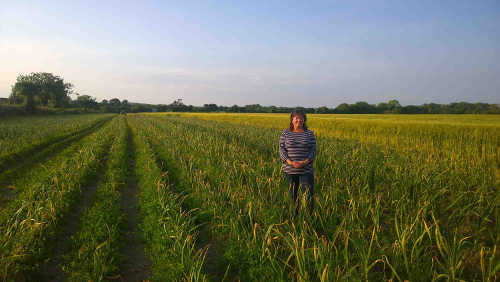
xmin=118 ymin=125 xmax=151 ymax=281
xmin=196 ymin=224 xmax=232 ymax=281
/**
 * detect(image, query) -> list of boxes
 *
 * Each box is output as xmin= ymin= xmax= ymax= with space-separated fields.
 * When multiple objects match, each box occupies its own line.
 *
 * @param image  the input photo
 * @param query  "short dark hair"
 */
xmin=289 ymin=111 xmax=308 ymax=131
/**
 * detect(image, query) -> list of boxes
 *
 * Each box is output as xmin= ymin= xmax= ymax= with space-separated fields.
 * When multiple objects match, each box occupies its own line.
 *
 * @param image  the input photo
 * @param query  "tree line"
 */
xmin=5 ymin=72 xmax=500 ymax=114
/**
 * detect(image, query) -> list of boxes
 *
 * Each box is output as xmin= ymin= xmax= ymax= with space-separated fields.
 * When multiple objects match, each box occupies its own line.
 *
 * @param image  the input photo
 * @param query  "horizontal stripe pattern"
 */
xmin=279 ymin=129 xmax=316 ymax=174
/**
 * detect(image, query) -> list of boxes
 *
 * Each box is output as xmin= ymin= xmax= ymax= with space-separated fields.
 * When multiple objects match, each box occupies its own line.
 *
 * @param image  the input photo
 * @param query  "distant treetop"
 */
xmin=6 ymin=73 xmax=500 ymax=114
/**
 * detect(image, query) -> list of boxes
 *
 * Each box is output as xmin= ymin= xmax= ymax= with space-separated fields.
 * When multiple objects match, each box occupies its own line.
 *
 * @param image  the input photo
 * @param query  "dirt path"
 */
xmin=118 ymin=124 xmax=151 ymax=281
xmin=196 ymin=224 xmax=233 ymax=281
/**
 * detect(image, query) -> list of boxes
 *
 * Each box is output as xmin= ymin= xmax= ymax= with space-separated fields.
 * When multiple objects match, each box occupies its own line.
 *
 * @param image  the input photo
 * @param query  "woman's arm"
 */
xmin=279 ymin=131 xmax=290 ymax=164
xmin=306 ymin=131 xmax=316 ymax=163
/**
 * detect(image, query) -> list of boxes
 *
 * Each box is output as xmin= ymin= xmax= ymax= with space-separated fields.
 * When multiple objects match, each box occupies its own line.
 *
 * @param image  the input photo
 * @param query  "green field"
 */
xmin=0 ymin=113 xmax=498 ymax=281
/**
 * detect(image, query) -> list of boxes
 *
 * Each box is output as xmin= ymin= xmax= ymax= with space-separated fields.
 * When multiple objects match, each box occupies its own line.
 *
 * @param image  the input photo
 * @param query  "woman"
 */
xmin=279 ymin=111 xmax=316 ymax=215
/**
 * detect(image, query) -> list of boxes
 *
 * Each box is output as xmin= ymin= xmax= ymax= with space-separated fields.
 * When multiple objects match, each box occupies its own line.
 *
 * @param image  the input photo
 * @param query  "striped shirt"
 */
xmin=279 ymin=129 xmax=316 ymax=174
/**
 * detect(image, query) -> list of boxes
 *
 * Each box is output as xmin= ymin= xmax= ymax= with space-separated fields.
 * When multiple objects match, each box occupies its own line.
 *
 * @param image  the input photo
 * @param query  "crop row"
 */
xmin=0 ymin=114 xmax=114 ymax=169
xmin=0 ymin=116 xmax=111 ymax=200
xmin=0 ymin=116 xmax=119 ymax=280
xmin=129 ymin=116 xmax=208 ymax=281
xmin=61 ymin=116 xmax=128 ymax=281
xmin=134 ymin=114 xmax=498 ymax=281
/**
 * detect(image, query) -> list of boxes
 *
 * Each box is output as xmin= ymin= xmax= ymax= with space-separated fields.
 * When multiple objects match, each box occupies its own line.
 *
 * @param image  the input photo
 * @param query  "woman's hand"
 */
xmin=298 ymin=159 xmax=311 ymax=168
xmin=287 ymin=159 xmax=302 ymax=168
xmin=288 ymin=159 xmax=310 ymax=168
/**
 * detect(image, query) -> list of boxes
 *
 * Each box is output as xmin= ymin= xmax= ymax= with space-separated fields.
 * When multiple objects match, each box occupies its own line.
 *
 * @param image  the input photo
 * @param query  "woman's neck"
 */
xmin=293 ymin=128 xmax=304 ymax=132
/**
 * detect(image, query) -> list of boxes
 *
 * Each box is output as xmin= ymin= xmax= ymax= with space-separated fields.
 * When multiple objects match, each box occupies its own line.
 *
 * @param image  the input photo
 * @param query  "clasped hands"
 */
xmin=286 ymin=159 xmax=310 ymax=168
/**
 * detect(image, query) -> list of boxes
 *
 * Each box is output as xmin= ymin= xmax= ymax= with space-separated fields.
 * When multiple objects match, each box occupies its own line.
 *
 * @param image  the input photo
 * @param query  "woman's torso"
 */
xmin=282 ymin=129 xmax=315 ymax=174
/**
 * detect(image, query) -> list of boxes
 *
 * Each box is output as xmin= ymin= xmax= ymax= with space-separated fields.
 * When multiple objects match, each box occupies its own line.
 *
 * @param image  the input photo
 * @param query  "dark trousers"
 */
xmin=286 ymin=173 xmax=314 ymax=214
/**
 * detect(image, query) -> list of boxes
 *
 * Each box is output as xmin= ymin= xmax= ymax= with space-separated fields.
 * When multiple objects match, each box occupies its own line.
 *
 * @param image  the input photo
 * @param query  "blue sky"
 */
xmin=1 ymin=0 xmax=499 ymax=107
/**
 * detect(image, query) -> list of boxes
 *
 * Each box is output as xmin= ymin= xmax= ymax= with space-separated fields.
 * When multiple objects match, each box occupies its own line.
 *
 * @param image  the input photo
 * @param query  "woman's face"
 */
xmin=292 ymin=115 xmax=305 ymax=130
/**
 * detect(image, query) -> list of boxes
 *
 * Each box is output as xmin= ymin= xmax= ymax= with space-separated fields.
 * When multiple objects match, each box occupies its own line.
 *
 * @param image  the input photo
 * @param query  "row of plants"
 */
xmin=0 ymin=116 xmax=119 ymax=280
xmin=136 ymin=114 xmax=498 ymax=281
xmin=61 ymin=116 xmax=128 ymax=281
xmin=0 ymin=115 xmax=111 ymax=193
xmin=129 ymin=116 xmax=208 ymax=281
xmin=0 ymin=114 xmax=114 ymax=171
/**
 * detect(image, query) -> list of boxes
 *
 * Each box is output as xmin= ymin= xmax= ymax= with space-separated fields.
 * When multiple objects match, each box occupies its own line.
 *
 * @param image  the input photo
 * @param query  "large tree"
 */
xmin=9 ymin=72 xmax=73 ymax=108
xmin=10 ymin=80 xmax=40 ymax=112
